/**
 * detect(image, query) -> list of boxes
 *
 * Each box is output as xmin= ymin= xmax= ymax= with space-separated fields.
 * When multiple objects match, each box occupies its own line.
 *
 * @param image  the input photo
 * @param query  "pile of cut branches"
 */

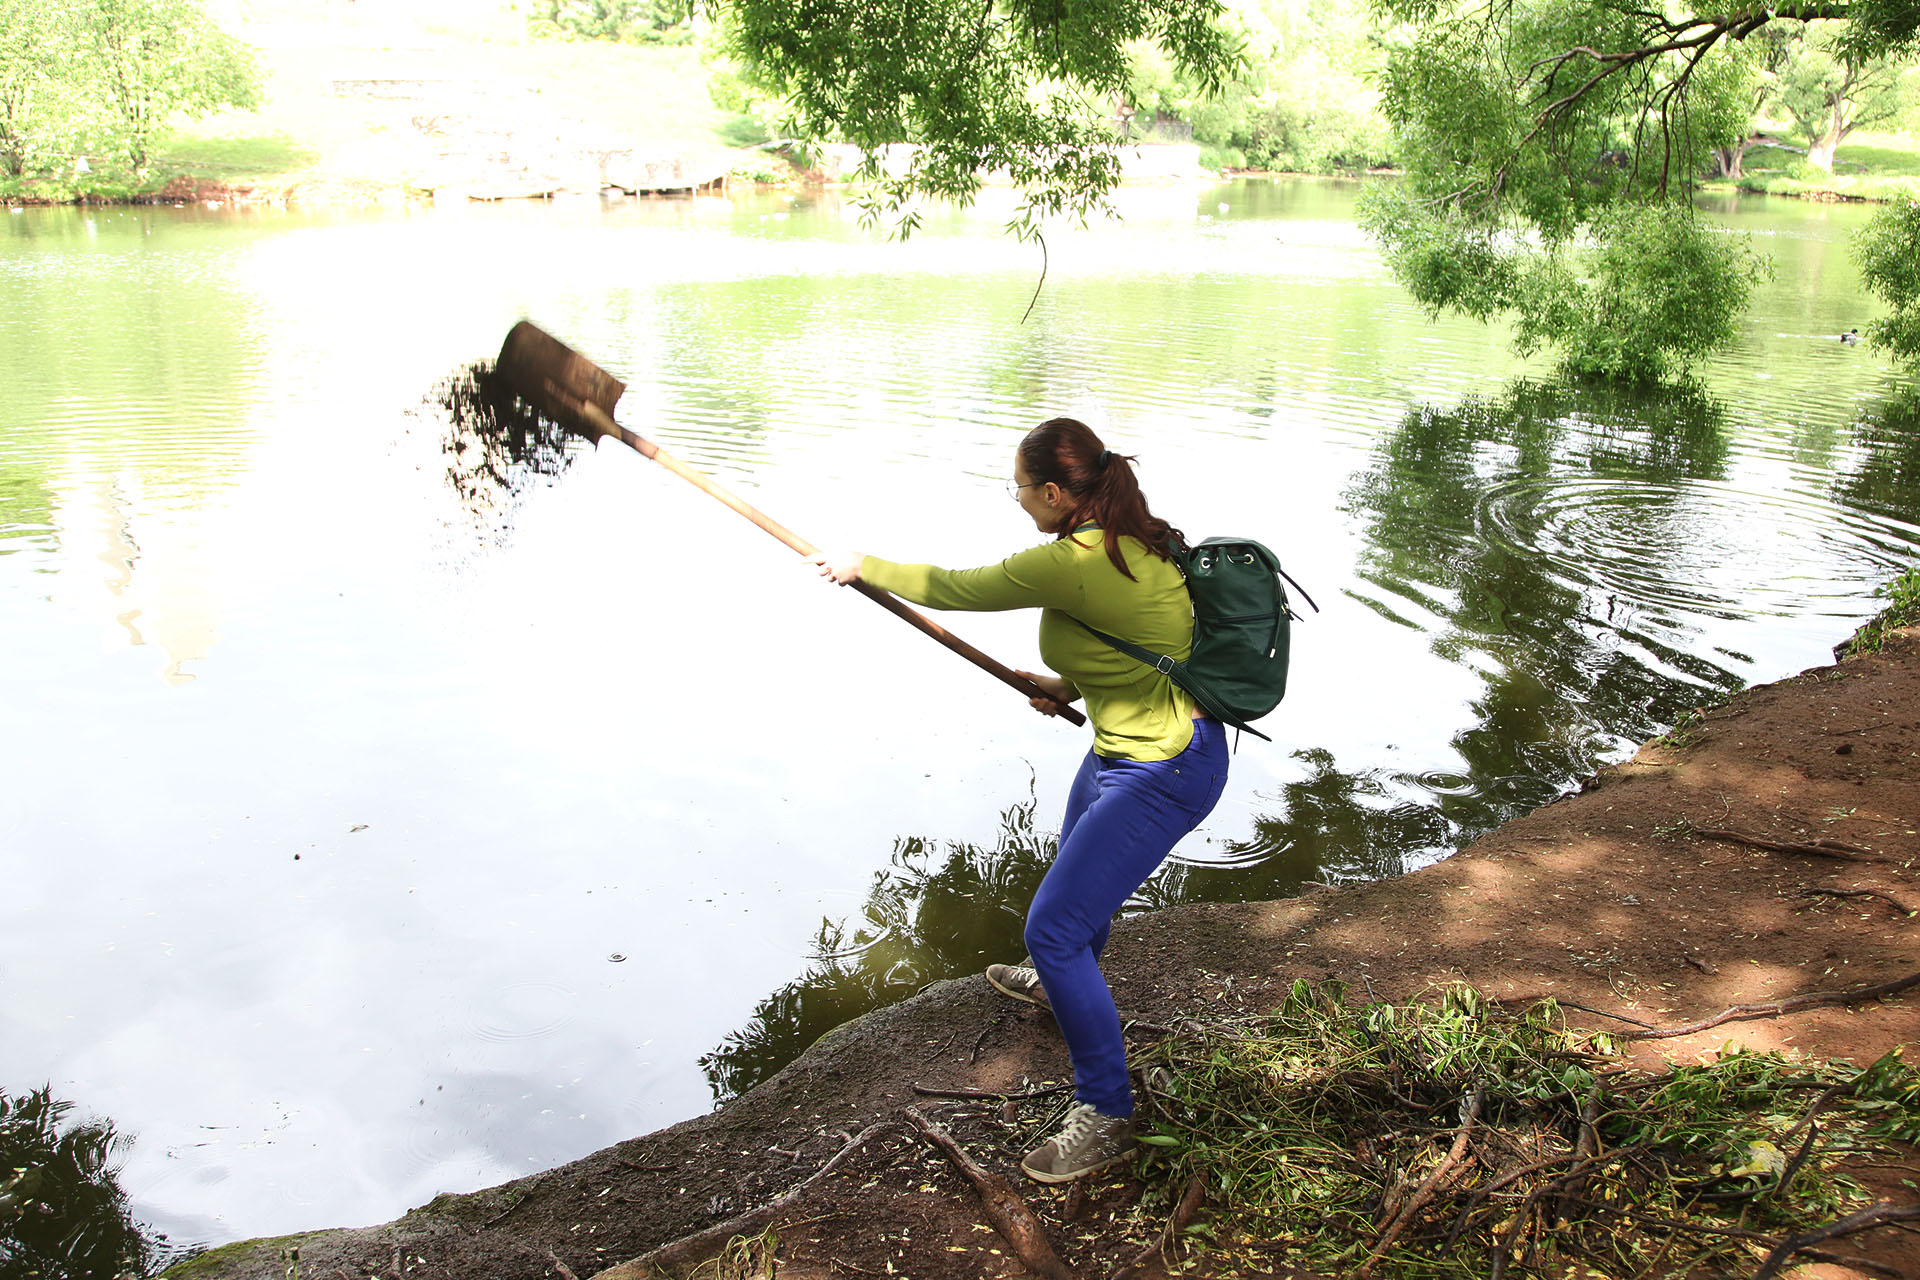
xmin=1132 ymin=981 xmax=1920 ymax=1279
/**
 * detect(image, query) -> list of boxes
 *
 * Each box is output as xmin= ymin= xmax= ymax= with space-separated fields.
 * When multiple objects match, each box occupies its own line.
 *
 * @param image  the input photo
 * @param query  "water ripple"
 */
xmin=469 ymin=981 xmax=577 ymax=1044
xmin=1475 ymin=476 xmax=1920 ymax=621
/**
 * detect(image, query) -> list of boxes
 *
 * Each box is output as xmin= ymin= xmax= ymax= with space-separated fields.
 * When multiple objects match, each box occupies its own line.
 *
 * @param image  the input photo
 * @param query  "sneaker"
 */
xmin=1020 ymin=1103 xmax=1135 ymax=1184
xmin=985 ymin=963 xmax=1050 ymax=1011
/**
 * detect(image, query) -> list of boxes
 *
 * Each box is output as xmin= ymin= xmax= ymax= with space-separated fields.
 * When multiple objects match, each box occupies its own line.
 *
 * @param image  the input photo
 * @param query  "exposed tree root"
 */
xmin=587 ymin=1122 xmax=896 ymax=1280
xmin=1625 ymin=970 xmax=1920 ymax=1040
xmin=1690 ymin=825 xmax=1883 ymax=861
xmin=1799 ymin=887 xmax=1918 ymax=917
xmin=902 ymin=1105 xmax=1076 ymax=1280
xmin=909 ymin=1082 xmax=1073 ymax=1101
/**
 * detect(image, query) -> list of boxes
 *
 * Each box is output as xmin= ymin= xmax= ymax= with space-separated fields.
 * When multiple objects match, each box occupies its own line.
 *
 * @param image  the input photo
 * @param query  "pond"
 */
xmin=3 ymin=179 xmax=1917 ymax=1259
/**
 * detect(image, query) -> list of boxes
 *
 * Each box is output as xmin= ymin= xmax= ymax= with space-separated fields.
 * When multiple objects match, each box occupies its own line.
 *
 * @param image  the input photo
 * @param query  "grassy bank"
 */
xmin=3 ymin=0 xmax=733 ymax=204
xmin=1718 ymin=128 xmax=1920 ymax=202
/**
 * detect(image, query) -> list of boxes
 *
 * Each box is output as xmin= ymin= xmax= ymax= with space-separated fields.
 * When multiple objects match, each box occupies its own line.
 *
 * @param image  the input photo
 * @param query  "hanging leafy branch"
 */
xmin=1356 ymin=0 xmax=1920 ymax=379
xmin=710 ymin=0 xmax=1241 ymax=234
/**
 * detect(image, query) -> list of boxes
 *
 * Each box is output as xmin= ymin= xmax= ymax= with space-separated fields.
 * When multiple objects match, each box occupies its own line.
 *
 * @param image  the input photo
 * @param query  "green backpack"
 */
xmin=1079 ymin=537 xmax=1316 ymax=742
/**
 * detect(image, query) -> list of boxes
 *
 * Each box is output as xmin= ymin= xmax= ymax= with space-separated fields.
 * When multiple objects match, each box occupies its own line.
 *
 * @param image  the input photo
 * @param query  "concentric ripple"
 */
xmin=1475 ymin=477 xmax=1920 ymax=623
xmin=469 ymin=981 xmax=578 ymax=1044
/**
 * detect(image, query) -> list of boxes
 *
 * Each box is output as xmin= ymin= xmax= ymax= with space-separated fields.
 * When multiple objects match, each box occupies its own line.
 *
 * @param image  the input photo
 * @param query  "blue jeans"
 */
xmin=1024 ymin=717 xmax=1229 ymax=1117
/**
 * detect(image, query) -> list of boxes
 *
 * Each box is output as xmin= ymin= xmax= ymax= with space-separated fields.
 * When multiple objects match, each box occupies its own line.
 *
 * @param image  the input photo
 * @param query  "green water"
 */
xmin=1 ymin=181 xmax=1916 ymax=1254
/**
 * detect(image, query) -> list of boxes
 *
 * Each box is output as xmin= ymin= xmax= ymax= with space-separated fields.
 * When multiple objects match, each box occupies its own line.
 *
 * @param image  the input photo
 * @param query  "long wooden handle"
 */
xmin=563 ymin=394 xmax=1087 ymax=728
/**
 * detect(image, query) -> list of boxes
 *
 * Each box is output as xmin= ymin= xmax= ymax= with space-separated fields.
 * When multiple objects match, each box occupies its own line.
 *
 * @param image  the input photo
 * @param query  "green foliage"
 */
xmin=1773 ymin=28 xmax=1912 ymax=170
xmin=1837 ymin=0 xmax=1920 ymax=62
xmin=728 ymin=154 xmax=795 ymax=183
xmin=1519 ymin=204 xmax=1768 ymax=380
xmin=526 ymin=0 xmax=696 ymax=45
xmin=1360 ymin=195 xmax=1766 ymax=381
xmin=711 ymin=0 xmax=1241 ymax=234
xmin=1854 ymin=194 xmax=1920 ymax=363
xmin=0 ymin=1085 xmax=156 ymax=1280
xmin=0 ymin=0 xmax=262 ymax=184
xmin=1129 ymin=0 xmax=1392 ymax=173
xmin=1133 ymin=981 xmax=1920 ymax=1276
xmin=0 ymin=0 xmax=80 ymax=177
xmin=1844 ymin=562 xmax=1920 ymax=655
xmin=1361 ymin=0 xmax=1920 ymax=379
xmin=85 ymin=0 xmax=261 ymax=177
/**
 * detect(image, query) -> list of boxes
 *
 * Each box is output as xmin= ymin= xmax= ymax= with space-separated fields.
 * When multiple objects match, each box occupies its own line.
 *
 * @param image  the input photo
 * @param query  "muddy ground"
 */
xmin=165 ymin=630 xmax=1920 ymax=1280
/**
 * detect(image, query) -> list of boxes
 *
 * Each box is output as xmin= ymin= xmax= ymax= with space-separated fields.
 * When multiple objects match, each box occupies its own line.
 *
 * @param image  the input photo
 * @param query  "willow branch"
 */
xmin=1752 ymin=1201 xmax=1920 ymax=1280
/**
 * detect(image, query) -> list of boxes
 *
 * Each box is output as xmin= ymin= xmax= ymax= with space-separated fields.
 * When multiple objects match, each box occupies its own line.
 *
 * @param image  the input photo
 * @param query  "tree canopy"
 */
xmin=717 ymin=0 xmax=1240 ymax=232
xmin=715 ymin=0 xmax=1918 ymax=374
xmin=1352 ymin=0 xmax=1920 ymax=376
xmin=0 ymin=0 xmax=259 ymax=183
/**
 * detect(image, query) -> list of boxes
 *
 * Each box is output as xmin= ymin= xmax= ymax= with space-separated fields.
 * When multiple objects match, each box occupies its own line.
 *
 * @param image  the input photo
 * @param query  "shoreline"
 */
xmin=161 ymin=623 xmax=1920 ymax=1280
xmin=8 ymin=177 xmax=1910 ymax=212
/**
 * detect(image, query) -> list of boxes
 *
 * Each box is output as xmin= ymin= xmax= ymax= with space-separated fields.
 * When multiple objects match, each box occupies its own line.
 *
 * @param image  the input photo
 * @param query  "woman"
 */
xmin=814 ymin=417 xmax=1228 ymax=1184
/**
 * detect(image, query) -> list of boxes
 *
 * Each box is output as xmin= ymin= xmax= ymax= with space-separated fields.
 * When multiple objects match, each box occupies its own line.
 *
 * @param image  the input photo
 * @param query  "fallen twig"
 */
xmin=1625 ymin=971 xmax=1920 ymax=1040
xmin=902 ymin=1106 xmax=1076 ymax=1280
xmin=910 ymin=1082 xmax=1073 ymax=1101
xmin=1562 ymin=1193 xmax=1915 ymax=1276
xmin=1752 ymin=1200 xmax=1920 ymax=1280
xmin=1799 ymin=887 xmax=1917 ymax=917
xmin=1357 ymin=1084 xmax=1484 ymax=1279
xmin=1691 ymin=825 xmax=1882 ymax=861
xmin=1494 ymin=996 xmax=1657 ymax=1029
xmin=1109 ymin=1173 xmax=1205 ymax=1280
xmin=588 ymin=1122 xmax=897 ymax=1280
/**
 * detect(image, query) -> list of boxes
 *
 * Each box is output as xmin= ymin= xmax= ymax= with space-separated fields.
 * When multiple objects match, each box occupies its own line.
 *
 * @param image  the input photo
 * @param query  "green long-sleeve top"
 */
xmin=861 ymin=525 xmax=1199 ymax=761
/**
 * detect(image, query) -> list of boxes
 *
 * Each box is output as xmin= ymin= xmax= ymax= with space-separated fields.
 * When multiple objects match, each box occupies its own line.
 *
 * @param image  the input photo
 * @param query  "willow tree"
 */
xmin=1359 ymin=0 xmax=1920 ymax=378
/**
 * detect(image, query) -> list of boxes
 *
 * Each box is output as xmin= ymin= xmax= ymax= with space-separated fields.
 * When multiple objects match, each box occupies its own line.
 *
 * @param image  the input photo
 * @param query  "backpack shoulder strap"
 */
xmin=1075 ymin=618 xmax=1176 ymax=674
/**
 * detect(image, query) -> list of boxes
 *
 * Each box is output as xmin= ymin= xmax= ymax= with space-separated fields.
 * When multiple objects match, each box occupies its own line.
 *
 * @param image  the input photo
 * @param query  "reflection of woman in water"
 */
xmin=814 ymin=417 xmax=1227 ymax=1183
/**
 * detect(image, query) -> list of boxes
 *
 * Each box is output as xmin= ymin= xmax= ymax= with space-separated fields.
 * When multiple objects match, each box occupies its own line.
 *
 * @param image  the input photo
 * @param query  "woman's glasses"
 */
xmin=1007 ymin=481 xmax=1036 ymax=501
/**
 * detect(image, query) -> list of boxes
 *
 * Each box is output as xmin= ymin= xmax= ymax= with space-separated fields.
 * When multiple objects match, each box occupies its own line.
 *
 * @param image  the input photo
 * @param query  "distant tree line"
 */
xmin=526 ymin=0 xmax=697 ymax=45
xmin=0 ymin=0 xmax=258 ymax=183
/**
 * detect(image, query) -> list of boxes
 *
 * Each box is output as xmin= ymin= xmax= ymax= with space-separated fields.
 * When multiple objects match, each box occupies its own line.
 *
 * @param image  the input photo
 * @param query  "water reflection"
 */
xmin=1835 ymin=387 xmax=1920 ymax=528
xmin=1151 ymin=746 xmax=1457 ymax=904
xmin=0 ymin=1086 xmax=161 ymax=1280
xmin=702 ymin=795 xmax=1054 ymax=1101
xmin=1341 ymin=377 xmax=1750 ymax=828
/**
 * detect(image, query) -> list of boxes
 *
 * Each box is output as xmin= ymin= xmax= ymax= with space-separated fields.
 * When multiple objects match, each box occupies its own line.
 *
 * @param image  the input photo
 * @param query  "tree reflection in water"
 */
xmin=1342 ymin=375 xmax=1739 ymax=841
xmin=1834 ymin=386 xmax=1920 ymax=529
xmin=702 ymin=794 xmax=1056 ymax=1102
xmin=0 ymin=1085 xmax=159 ymax=1280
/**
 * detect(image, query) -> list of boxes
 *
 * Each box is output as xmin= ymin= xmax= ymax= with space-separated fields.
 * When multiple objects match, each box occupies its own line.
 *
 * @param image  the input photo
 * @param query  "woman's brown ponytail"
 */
xmin=1018 ymin=418 xmax=1183 ymax=579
